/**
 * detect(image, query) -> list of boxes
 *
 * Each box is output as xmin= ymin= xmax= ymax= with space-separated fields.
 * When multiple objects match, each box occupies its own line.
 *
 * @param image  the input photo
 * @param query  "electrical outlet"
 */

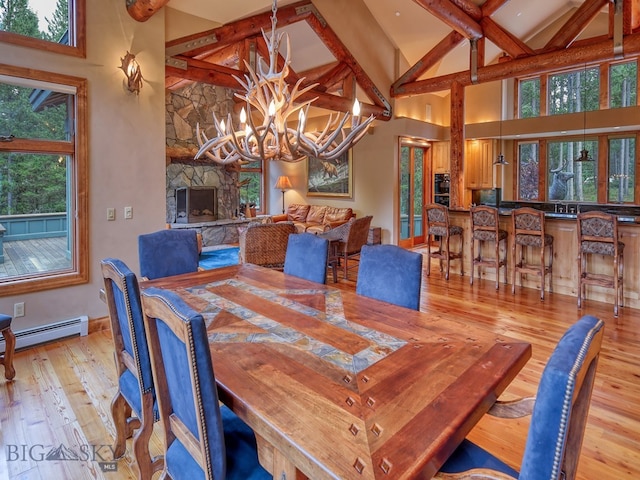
xmin=107 ymin=208 xmax=116 ymax=221
xmin=124 ymin=206 xmax=133 ymax=220
xmin=14 ymin=302 xmax=25 ymax=318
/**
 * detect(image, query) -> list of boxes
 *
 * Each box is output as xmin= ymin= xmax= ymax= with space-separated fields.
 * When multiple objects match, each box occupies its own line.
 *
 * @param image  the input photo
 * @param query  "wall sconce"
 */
xmin=274 ymin=176 xmax=293 ymax=214
xmin=119 ymin=51 xmax=143 ymax=95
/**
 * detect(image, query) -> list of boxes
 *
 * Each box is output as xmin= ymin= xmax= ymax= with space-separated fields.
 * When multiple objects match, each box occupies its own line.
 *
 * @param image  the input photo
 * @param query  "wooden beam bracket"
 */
xmin=166 ymin=57 xmax=187 ymax=70
xmin=165 ymin=34 xmax=219 ymax=57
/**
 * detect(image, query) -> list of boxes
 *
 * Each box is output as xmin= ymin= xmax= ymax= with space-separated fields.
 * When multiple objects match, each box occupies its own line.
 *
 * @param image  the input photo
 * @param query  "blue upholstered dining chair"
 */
xmin=140 ymin=287 xmax=270 ymax=480
xmin=436 ymin=315 xmax=605 ymax=480
xmin=284 ymin=232 xmax=329 ymax=284
xmin=138 ymin=229 xmax=200 ymax=280
xmin=355 ymin=244 xmax=423 ymax=311
xmin=100 ymin=258 xmax=163 ymax=479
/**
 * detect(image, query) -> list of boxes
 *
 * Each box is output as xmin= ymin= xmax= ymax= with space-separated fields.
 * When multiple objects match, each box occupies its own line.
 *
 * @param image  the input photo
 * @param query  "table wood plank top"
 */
xmin=143 ymin=264 xmax=531 ymax=479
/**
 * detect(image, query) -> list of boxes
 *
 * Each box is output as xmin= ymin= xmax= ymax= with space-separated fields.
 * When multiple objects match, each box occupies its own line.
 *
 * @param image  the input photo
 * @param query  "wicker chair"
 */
xmin=320 ymin=216 xmax=373 ymax=280
xmin=238 ymin=222 xmax=296 ymax=269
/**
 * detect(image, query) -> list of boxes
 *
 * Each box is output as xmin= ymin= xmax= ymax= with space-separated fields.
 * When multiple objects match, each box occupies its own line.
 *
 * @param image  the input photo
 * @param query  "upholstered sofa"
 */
xmin=271 ymin=204 xmax=354 ymax=234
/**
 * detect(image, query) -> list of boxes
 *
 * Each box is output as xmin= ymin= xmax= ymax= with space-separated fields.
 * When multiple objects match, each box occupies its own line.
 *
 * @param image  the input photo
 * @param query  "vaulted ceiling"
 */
xmin=128 ymin=0 xmax=640 ymax=121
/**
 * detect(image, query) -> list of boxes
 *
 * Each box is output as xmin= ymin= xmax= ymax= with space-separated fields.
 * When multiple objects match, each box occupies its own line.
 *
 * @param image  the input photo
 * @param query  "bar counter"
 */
xmin=448 ymin=204 xmax=640 ymax=311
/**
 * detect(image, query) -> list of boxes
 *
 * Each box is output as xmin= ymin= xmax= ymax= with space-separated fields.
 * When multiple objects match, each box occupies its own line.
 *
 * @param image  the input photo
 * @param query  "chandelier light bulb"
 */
xmin=240 ymin=107 xmax=247 ymax=124
xmin=353 ymin=99 xmax=361 ymax=116
xmin=220 ymin=119 xmax=226 ymax=133
xmin=268 ymin=100 xmax=276 ymax=117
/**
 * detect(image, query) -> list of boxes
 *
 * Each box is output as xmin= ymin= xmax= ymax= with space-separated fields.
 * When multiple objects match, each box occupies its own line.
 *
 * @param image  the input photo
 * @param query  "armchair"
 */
xmin=320 ymin=215 xmax=372 ymax=280
xmin=239 ymin=222 xmax=296 ymax=269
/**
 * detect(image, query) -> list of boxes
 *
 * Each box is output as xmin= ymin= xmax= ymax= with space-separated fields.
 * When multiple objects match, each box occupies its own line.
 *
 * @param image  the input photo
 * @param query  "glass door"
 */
xmin=399 ymin=141 xmax=428 ymax=248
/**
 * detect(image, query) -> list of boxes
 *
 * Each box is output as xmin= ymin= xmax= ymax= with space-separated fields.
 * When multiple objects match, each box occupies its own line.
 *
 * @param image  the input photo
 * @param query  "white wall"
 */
xmin=0 ymin=0 xmax=167 ymax=331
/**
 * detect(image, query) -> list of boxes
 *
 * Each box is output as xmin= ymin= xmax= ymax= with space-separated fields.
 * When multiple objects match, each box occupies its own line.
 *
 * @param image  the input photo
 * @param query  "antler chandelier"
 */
xmin=195 ymin=0 xmax=375 ymax=164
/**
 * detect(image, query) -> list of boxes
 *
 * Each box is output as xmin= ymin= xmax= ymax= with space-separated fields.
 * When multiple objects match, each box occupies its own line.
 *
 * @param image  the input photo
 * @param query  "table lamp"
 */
xmin=274 ymin=176 xmax=293 ymax=214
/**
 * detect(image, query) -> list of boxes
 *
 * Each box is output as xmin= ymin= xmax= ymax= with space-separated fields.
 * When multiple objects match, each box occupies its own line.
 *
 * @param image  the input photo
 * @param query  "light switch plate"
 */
xmin=107 ymin=208 xmax=116 ymax=221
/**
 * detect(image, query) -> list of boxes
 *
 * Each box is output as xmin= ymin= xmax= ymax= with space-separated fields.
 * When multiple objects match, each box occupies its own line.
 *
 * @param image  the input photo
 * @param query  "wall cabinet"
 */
xmin=432 ymin=141 xmax=450 ymax=173
xmin=465 ymin=139 xmax=494 ymax=189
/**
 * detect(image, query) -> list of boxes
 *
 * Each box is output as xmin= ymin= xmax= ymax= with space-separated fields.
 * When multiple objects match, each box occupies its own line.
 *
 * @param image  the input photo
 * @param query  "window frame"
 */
xmin=516 ymin=132 xmax=640 ymax=204
xmin=0 ymin=0 xmax=86 ymax=58
xmin=0 ymin=63 xmax=88 ymax=296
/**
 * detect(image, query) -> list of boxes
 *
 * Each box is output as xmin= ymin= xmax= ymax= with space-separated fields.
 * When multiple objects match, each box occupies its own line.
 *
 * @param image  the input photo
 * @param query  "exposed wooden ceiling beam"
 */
xmin=393 ymin=31 xmax=465 ymax=91
xmin=412 ymin=0 xmax=483 ymax=39
xmin=165 ymin=0 xmax=391 ymax=120
xmin=165 ymin=1 xmax=313 ymax=57
xmin=481 ymin=17 xmax=536 ymax=59
xmin=127 ymin=0 xmax=170 ymax=22
xmin=392 ymin=32 xmax=640 ymax=97
xmin=543 ymin=0 xmax=610 ymax=51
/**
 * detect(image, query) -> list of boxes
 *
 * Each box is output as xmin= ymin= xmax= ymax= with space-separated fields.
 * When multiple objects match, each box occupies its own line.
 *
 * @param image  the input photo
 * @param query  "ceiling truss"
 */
xmin=127 ymin=0 xmax=640 ymax=118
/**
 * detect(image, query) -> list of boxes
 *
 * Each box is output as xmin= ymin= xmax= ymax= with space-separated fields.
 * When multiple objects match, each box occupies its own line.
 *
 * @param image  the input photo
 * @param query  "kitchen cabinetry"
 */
xmin=432 ymin=141 xmax=450 ymax=173
xmin=466 ymin=139 xmax=494 ymax=189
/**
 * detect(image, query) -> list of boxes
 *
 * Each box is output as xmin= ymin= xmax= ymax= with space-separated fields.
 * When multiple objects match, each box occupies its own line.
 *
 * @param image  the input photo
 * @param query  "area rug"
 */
xmin=199 ymin=246 xmax=240 ymax=270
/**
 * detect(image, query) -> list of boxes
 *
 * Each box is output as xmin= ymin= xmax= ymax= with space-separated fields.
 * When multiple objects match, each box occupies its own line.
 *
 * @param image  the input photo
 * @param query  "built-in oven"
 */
xmin=434 ymin=173 xmax=450 ymax=206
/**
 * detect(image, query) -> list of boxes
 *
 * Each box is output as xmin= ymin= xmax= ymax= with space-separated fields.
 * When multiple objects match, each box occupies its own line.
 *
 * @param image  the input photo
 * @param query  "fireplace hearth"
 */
xmin=175 ymin=187 xmax=217 ymax=223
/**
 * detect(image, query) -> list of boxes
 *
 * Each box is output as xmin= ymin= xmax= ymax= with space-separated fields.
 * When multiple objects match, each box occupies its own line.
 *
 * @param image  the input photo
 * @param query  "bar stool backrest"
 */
xmin=426 ymin=203 xmax=450 ymax=237
xmin=578 ymin=211 xmax=618 ymax=255
xmin=471 ymin=205 xmax=500 ymax=240
xmin=512 ymin=207 xmax=547 ymax=247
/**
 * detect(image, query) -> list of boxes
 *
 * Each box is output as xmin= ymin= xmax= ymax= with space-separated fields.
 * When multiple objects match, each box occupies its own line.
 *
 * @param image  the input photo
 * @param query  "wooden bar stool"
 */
xmin=470 ymin=205 xmax=508 ymax=289
xmin=425 ymin=203 xmax=463 ymax=280
xmin=577 ymin=211 xmax=624 ymax=317
xmin=512 ymin=207 xmax=553 ymax=300
xmin=0 ymin=313 xmax=16 ymax=380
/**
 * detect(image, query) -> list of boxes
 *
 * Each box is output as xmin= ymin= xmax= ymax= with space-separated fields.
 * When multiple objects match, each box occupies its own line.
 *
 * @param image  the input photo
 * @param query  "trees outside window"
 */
xmin=548 ymin=67 xmax=599 ymax=115
xmin=610 ymin=61 xmax=637 ymax=108
xmin=519 ymin=78 xmax=540 ymax=118
xmin=0 ymin=0 xmax=85 ymax=57
xmin=518 ymin=142 xmax=539 ymax=200
xmin=608 ymin=137 xmax=636 ymax=203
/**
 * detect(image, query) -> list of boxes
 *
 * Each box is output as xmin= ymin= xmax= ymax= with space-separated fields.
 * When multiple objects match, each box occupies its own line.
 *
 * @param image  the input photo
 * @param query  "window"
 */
xmin=239 ymin=160 xmax=264 ymax=214
xmin=608 ymin=136 xmax=636 ymax=203
xmin=548 ymin=67 xmax=599 ymax=115
xmin=517 ymin=142 xmax=540 ymax=200
xmin=547 ymin=140 xmax=597 ymax=202
xmin=0 ymin=0 xmax=85 ymax=58
xmin=519 ymin=78 xmax=540 ymax=118
xmin=0 ymin=65 xmax=87 ymax=296
xmin=610 ymin=61 xmax=637 ymax=108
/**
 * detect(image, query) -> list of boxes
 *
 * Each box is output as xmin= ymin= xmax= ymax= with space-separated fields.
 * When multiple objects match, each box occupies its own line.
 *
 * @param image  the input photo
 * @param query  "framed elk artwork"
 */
xmin=306 ymin=149 xmax=353 ymax=198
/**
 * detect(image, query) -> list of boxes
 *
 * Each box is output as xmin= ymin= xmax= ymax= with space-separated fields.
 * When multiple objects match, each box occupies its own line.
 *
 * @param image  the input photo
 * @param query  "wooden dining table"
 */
xmin=142 ymin=263 xmax=531 ymax=479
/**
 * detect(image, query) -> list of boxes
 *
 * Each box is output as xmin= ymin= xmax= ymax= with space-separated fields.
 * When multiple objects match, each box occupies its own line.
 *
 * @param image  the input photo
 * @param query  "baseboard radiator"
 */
xmin=0 ymin=316 xmax=89 ymax=353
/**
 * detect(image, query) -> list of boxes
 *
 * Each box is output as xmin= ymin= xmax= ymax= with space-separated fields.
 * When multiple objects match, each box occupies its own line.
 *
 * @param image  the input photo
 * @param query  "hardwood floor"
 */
xmin=1 ymin=256 xmax=639 ymax=479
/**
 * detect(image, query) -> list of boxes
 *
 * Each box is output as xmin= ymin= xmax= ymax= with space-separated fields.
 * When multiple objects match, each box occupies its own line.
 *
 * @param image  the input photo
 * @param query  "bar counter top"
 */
xmin=451 ymin=202 xmax=640 ymax=223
